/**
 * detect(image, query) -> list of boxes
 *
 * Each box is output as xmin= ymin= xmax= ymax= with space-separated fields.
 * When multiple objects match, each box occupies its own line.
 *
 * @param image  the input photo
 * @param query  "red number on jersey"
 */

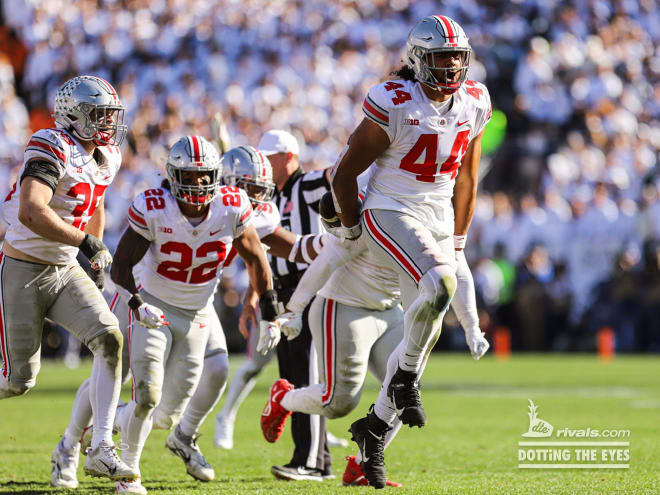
xmin=156 ymin=242 xmax=192 ymax=283
xmin=464 ymin=80 xmax=483 ymax=100
xmin=4 ymin=182 xmax=17 ymax=202
xmin=256 ymin=203 xmax=273 ymax=214
xmin=220 ymin=185 xmax=241 ymax=207
xmin=66 ymin=183 xmax=108 ymax=230
xmin=189 ymin=241 xmax=227 ymax=284
xmin=384 ymin=81 xmax=411 ymax=106
xmin=399 ymin=134 xmax=438 ymax=183
xmin=399 ymin=131 xmax=471 ymax=182
xmin=144 ymin=188 xmax=165 ymax=210
xmin=439 ymin=130 xmax=470 ymax=178
xmin=156 ymin=241 xmax=227 ymax=284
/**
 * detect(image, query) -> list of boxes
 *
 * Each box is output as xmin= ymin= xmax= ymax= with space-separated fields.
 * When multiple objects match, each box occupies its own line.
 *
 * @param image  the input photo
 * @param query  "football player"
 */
xmin=160 ymin=145 xmax=329 ymax=475
xmin=331 ymin=16 xmax=491 ymax=487
xmin=0 ymin=75 xmax=136 ymax=485
xmin=104 ymin=137 xmax=278 ymax=494
xmin=260 ymin=182 xmax=488 ymax=487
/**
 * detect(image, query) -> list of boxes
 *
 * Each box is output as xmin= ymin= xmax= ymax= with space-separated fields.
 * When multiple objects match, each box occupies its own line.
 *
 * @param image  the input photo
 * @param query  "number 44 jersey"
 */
xmin=362 ymin=79 xmax=491 ymax=236
xmin=3 ymin=127 xmax=121 ymax=264
xmin=128 ymin=186 xmax=253 ymax=310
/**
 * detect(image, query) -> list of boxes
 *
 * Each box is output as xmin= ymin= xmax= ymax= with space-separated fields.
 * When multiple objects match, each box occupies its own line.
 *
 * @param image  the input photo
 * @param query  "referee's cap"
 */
xmin=258 ymin=130 xmax=300 ymax=156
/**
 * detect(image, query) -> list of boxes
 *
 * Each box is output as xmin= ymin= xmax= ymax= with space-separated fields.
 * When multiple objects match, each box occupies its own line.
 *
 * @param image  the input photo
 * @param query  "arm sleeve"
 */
xmin=24 ymin=129 xmax=68 ymax=178
xmin=127 ymin=194 xmax=154 ymax=241
xmin=20 ymin=159 xmax=60 ymax=193
xmin=451 ymin=250 xmax=480 ymax=336
xmin=287 ymin=235 xmax=366 ymax=313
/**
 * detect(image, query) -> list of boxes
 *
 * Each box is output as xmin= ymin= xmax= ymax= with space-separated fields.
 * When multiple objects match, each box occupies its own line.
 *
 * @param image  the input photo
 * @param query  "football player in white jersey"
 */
xmin=331 ymin=16 xmax=491 ymax=487
xmin=102 ymin=137 xmax=279 ymax=494
xmin=260 ymin=183 xmax=488 ymax=487
xmin=160 ymin=146 xmax=330 ymax=472
xmin=0 ymin=75 xmax=137 ymax=486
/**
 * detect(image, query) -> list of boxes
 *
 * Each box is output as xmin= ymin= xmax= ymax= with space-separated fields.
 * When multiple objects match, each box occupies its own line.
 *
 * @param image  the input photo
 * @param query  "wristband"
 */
xmin=287 ymin=235 xmax=302 ymax=263
xmin=259 ymin=289 xmax=280 ymax=322
xmin=300 ymin=235 xmax=314 ymax=264
xmin=454 ymin=234 xmax=467 ymax=250
xmin=128 ymin=293 xmax=145 ymax=311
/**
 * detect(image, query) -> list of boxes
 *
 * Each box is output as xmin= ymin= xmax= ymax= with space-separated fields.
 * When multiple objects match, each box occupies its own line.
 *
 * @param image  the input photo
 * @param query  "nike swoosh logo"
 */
xmin=210 ymin=229 xmax=221 ymax=236
xmin=99 ymin=459 xmax=116 ymax=475
xmin=199 ymin=323 xmax=207 ymax=328
xmin=392 ymin=396 xmax=405 ymax=416
xmin=362 ymin=439 xmax=369 ymax=463
xmin=457 ymin=120 xmax=469 ymax=127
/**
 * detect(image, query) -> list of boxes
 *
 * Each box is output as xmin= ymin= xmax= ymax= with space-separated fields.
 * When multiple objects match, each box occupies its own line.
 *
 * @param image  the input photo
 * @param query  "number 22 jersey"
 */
xmin=128 ymin=186 xmax=253 ymax=310
xmin=361 ymin=79 xmax=491 ymax=236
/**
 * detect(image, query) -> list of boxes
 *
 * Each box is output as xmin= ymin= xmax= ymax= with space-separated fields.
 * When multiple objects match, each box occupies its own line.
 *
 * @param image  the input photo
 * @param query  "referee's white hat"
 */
xmin=258 ymin=130 xmax=300 ymax=156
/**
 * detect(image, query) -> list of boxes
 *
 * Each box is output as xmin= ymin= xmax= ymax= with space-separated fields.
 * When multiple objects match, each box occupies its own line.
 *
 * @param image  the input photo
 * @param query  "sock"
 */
xmin=89 ymin=349 xmax=121 ymax=449
xmin=280 ymin=384 xmax=324 ymax=415
xmin=120 ymin=401 xmax=152 ymax=475
xmin=373 ymin=342 xmax=402 ymax=425
xmin=63 ymin=378 xmax=92 ymax=450
xmin=216 ymin=359 xmax=261 ymax=424
xmin=179 ymin=353 xmax=229 ymax=438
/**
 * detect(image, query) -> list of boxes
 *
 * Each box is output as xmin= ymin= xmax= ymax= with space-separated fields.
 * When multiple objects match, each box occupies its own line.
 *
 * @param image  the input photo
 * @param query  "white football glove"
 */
xmin=466 ymin=331 xmax=490 ymax=360
xmin=256 ymin=320 xmax=281 ymax=355
xmin=90 ymin=250 xmax=113 ymax=271
xmin=326 ymin=223 xmax=362 ymax=243
xmin=136 ymin=303 xmax=170 ymax=329
xmin=278 ymin=312 xmax=303 ymax=341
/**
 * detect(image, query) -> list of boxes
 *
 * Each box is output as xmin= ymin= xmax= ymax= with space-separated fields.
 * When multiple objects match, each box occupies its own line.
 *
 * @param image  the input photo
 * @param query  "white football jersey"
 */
xmin=223 ymin=200 xmax=280 ymax=267
xmin=362 ymin=79 xmax=491 ymax=236
xmin=128 ymin=186 xmax=253 ymax=310
xmin=3 ymin=127 xmax=121 ymax=265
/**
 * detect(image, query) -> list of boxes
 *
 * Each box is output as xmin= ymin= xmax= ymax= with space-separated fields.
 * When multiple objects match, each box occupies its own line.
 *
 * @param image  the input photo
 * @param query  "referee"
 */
xmin=258 ymin=130 xmax=333 ymax=481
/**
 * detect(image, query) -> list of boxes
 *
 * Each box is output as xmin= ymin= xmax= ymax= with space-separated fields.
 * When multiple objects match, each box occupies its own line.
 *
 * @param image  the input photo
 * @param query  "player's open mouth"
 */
xmin=446 ymin=70 xmax=459 ymax=83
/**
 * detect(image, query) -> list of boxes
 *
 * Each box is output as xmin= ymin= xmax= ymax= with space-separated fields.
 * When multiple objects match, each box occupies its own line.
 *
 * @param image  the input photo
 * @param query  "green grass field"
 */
xmin=1 ymin=354 xmax=659 ymax=494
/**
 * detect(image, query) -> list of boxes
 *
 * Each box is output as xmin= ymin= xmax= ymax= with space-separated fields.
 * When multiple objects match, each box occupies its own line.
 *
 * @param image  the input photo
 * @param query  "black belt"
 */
xmin=273 ymin=271 xmax=304 ymax=290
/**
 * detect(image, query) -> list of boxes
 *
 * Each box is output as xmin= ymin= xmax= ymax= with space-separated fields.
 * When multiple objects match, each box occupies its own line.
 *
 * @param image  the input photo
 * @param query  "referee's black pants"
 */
xmin=276 ymin=288 xmax=331 ymax=474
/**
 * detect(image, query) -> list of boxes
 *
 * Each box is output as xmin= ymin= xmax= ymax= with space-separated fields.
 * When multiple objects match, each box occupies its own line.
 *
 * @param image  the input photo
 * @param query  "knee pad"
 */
xmin=133 ymin=380 xmax=161 ymax=418
xmin=205 ymin=352 xmax=230 ymax=384
xmin=324 ymin=395 xmax=359 ymax=419
xmin=152 ymin=408 xmax=176 ymax=430
xmin=0 ymin=379 xmax=33 ymax=398
xmin=419 ymin=265 xmax=457 ymax=314
xmin=87 ymin=329 xmax=123 ymax=368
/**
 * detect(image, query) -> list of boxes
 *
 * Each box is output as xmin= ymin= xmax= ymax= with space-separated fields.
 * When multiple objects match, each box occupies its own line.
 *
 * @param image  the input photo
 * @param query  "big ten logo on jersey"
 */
xmin=220 ymin=185 xmax=241 ymax=207
xmin=67 ymin=183 xmax=107 ymax=230
xmin=144 ymin=188 xmax=165 ymax=210
xmin=156 ymin=241 xmax=227 ymax=284
xmin=159 ymin=227 xmax=173 ymax=234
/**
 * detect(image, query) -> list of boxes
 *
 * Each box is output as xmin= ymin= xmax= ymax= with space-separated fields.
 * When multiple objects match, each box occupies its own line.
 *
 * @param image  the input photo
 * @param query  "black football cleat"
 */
xmin=349 ymin=406 xmax=391 ymax=489
xmin=387 ymin=366 xmax=426 ymax=427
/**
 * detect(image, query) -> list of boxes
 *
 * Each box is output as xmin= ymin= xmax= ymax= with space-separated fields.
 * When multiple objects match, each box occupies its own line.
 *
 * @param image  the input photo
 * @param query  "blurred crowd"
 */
xmin=0 ymin=0 xmax=658 ymax=354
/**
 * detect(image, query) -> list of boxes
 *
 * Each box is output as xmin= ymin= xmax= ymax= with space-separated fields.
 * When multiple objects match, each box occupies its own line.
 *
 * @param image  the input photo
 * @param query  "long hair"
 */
xmin=391 ymin=64 xmax=417 ymax=81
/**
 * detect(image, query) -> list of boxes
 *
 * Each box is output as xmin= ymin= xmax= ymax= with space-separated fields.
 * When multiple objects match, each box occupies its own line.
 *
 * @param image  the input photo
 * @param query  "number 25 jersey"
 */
xmin=128 ymin=186 xmax=253 ymax=310
xmin=362 ymin=79 xmax=491 ymax=236
xmin=3 ymin=127 xmax=121 ymax=265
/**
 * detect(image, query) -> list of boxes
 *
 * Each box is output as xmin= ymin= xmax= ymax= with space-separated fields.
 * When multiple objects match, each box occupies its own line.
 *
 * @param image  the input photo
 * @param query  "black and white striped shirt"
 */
xmin=270 ymin=167 xmax=330 ymax=285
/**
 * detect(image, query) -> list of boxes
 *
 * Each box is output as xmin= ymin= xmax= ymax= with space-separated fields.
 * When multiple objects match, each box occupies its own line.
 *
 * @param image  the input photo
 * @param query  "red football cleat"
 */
xmin=261 ymin=379 xmax=294 ymax=443
xmin=342 ymin=456 xmax=402 ymax=487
